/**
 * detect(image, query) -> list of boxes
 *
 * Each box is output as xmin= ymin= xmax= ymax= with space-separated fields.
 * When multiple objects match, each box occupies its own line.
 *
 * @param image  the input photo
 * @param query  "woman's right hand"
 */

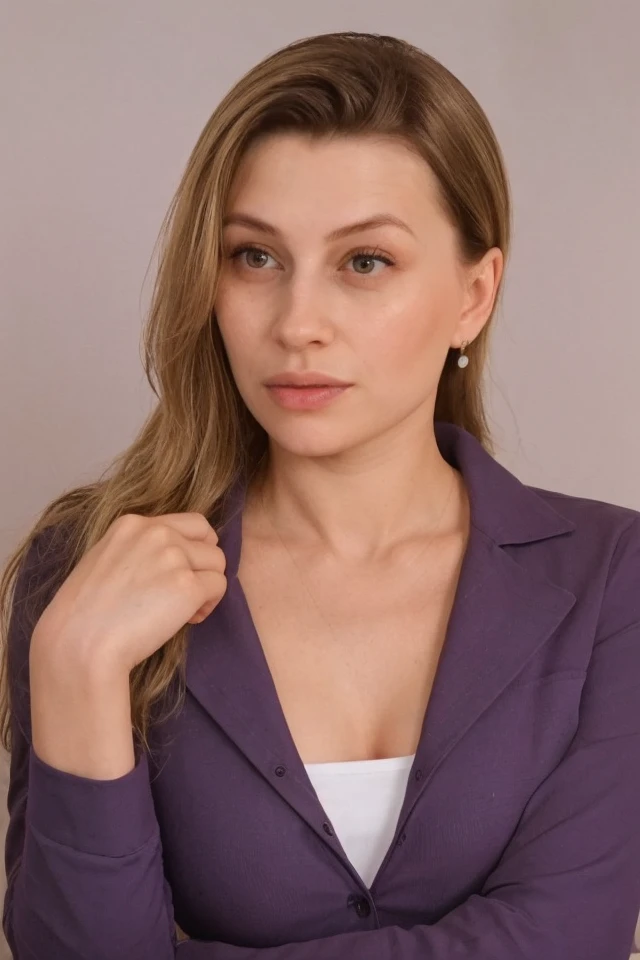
xmin=31 ymin=512 xmax=228 ymax=677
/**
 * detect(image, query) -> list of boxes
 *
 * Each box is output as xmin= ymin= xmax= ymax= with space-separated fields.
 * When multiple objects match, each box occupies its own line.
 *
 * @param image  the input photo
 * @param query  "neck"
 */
xmin=245 ymin=429 xmax=466 ymax=565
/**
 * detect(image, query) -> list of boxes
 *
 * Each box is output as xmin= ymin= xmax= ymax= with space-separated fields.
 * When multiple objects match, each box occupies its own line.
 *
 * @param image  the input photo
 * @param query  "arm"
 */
xmin=3 ymin=528 xmax=179 ymax=959
xmin=4 ymin=507 xmax=227 ymax=960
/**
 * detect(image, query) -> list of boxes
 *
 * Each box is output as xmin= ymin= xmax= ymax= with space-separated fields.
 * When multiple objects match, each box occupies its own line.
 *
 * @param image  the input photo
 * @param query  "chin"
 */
xmin=257 ymin=417 xmax=360 ymax=460
xmin=267 ymin=430 xmax=353 ymax=460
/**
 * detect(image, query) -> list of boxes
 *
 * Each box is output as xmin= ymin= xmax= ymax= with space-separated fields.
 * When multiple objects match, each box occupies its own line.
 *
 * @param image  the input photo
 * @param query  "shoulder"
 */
xmin=15 ymin=520 xmax=77 ymax=596
xmin=6 ymin=520 xmax=79 ymax=740
xmin=10 ymin=519 xmax=78 ymax=647
xmin=527 ymin=484 xmax=640 ymax=640
xmin=527 ymin=482 xmax=640 ymax=535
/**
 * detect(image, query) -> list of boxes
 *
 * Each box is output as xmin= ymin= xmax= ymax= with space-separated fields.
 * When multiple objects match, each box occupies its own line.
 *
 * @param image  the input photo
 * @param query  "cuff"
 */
xmin=27 ymin=746 xmax=159 ymax=857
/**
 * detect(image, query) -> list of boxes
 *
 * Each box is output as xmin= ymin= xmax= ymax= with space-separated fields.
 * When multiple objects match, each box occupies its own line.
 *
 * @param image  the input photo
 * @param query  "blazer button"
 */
xmin=347 ymin=895 xmax=371 ymax=919
xmin=322 ymin=821 xmax=334 ymax=836
xmin=274 ymin=765 xmax=286 ymax=778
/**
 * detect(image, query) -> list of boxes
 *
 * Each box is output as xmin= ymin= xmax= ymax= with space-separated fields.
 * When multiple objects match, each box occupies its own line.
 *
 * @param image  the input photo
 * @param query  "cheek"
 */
xmin=362 ymin=295 xmax=447 ymax=381
xmin=214 ymin=291 xmax=260 ymax=377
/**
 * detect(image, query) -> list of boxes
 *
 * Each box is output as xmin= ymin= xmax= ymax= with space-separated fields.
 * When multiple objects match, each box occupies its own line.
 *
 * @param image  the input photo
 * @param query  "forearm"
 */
xmin=8 ymin=629 xmax=176 ymax=960
xmin=5 ymin=746 xmax=177 ymax=960
xmin=29 ymin=628 xmax=135 ymax=779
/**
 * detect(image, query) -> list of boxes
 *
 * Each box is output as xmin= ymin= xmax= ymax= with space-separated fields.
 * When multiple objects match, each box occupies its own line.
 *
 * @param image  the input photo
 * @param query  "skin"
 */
xmin=216 ymin=132 xmax=503 ymax=561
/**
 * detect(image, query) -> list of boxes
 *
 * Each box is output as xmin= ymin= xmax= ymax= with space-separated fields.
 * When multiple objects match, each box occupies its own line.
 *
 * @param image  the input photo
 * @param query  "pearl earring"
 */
xmin=457 ymin=340 xmax=470 ymax=368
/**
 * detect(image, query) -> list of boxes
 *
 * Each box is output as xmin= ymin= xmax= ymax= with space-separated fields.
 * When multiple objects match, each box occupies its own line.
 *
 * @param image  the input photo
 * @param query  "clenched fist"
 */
xmin=32 ymin=512 xmax=228 ymax=676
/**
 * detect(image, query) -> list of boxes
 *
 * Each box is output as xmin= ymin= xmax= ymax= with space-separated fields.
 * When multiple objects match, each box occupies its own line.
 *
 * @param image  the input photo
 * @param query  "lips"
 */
xmin=265 ymin=383 xmax=351 ymax=410
xmin=263 ymin=373 xmax=352 ymax=388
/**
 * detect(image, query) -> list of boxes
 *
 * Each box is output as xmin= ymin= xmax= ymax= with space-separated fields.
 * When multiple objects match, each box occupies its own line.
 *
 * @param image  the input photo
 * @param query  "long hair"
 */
xmin=0 ymin=31 xmax=511 ymax=753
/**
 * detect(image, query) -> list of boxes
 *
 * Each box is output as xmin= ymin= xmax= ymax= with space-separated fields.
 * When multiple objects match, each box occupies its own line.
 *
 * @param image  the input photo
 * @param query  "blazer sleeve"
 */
xmin=2 ymin=527 xmax=180 ymax=960
xmin=6 ymin=518 xmax=640 ymax=960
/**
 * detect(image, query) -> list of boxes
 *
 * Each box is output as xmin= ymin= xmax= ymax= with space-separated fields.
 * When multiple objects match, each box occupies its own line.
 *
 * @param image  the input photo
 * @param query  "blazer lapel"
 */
xmin=397 ymin=517 xmax=577 ymax=832
xmin=185 ymin=478 xmax=335 ymax=856
xmin=394 ymin=422 xmax=578 ymax=834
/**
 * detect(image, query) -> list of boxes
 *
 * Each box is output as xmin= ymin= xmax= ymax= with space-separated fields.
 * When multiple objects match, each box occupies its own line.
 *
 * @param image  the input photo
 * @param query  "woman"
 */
xmin=1 ymin=30 xmax=639 ymax=960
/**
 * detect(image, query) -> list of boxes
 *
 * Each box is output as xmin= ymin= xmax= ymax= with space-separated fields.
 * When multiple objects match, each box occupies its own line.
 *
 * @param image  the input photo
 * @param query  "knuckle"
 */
xmin=174 ymin=567 xmax=196 ymax=593
xmin=162 ymin=544 xmax=186 ymax=568
xmin=193 ymin=513 xmax=218 ymax=542
xmin=113 ymin=512 xmax=144 ymax=532
xmin=145 ymin=522 xmax=173 ymax=546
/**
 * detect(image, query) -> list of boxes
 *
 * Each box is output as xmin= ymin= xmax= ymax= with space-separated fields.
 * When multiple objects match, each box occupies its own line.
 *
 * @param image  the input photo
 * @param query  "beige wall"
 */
xmin=1 ymin=2 xmax=639 ymax=957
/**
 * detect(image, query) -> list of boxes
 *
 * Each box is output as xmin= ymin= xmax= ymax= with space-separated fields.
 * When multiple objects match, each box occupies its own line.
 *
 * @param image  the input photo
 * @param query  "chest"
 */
xmin=236 ymin=532 xmax=468 ymax=764
xmin=158 ymin=511 xmax=589 ymax=946
xmin=157 ymin=639 xmax=585 ymax=946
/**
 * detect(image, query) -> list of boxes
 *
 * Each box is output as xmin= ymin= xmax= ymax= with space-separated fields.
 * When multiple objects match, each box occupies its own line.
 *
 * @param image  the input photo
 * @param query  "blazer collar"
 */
xmin=184 ymin=421 xmax=577 ymax=883
xmin=434 ymin=421 xmax=575 ymax=544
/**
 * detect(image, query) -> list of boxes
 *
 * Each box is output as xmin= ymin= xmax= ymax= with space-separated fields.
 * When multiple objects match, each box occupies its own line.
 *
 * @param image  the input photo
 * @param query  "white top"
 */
xmin=304 ymin=754 xmax=415 ymax=888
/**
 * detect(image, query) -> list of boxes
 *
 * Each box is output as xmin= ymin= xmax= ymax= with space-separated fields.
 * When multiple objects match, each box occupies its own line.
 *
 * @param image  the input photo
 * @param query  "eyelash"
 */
xmin=227 ymin=244 xmax=395 ymax=272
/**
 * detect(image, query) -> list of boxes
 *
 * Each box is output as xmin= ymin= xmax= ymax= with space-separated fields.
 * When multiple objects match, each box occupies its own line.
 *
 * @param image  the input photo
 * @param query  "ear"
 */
xmin=454 ymin=247 xmax=504 ymax=346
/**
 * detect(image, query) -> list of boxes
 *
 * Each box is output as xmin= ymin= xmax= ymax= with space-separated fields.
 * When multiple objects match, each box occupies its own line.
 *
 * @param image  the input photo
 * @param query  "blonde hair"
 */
xmin=0 ymin=31 xmax=511 ymax=753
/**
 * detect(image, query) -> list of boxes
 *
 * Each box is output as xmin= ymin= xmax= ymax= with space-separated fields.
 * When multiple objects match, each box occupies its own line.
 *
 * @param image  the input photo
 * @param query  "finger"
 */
xmin=150 ymin=512 xmax=219 ymax=545
xmin=190 ymin=568 xmax=227 ymax=610
xmin=178 ymin=540 xmax=226 ymax=574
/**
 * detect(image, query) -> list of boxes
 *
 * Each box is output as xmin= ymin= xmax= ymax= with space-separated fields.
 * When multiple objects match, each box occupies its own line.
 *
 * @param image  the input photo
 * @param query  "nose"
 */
xmin=271 ymin=279 xmax=335 ymax=350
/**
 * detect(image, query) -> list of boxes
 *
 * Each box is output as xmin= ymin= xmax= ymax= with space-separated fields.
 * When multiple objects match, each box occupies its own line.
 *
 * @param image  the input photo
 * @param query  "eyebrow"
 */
xmin=221 ymin=212 xmax=416 ymax=241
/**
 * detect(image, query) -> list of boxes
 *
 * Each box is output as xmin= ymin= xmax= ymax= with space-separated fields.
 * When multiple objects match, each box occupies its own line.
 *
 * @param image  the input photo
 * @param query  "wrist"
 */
xmin=30 ymin=635 xmax=136 ymax=780
xmin=30 ymin=625 xmax=130 ymax=687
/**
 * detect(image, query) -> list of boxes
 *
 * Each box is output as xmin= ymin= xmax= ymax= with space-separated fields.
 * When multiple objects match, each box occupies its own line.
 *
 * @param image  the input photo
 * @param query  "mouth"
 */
xmin=263 ymin=372 xmax=353 ymax=388
xmin=267 ymin=383 xmax=345 ymax=388
xmin=264 ymin=383 xmax=352 ymax=411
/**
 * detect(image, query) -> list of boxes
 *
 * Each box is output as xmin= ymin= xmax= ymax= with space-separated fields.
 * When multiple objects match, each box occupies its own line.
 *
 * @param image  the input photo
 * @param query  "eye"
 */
xmin=226 ymin=244 xmax=395 ymax=276
xmin=346 ymin=248 xmax=395 ymax=276
xmin=228 ymin=245 xmax=278 ymax=270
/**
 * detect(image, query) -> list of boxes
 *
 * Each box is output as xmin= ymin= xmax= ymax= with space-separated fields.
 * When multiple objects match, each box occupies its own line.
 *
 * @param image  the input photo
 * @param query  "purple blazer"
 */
xmin=4 ymin=421 xmax=640 ymax=959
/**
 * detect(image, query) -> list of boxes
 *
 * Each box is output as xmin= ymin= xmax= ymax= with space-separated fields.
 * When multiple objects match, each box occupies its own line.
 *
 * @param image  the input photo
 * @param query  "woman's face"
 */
xmin=215 ymin=133 xmax=501 ymax=461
